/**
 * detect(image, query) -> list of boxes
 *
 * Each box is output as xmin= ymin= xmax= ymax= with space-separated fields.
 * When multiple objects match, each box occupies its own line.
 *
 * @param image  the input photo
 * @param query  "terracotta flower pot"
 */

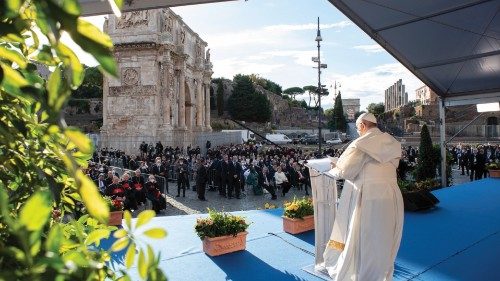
xmin=489 ymin=170 xmax=500 ymax=178
xmin=108 ymin=211 xmax=124 ymax=226
xmin=202 ymin=231 xmax=248 ymax=256
xmin=282 ymin=215 xmax=314 ymax=234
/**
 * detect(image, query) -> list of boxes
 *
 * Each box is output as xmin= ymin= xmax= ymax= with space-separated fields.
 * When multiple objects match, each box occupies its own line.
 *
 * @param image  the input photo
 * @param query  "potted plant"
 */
xmin=398 ymin=179 xmax=440 ymax=212
xmin=105 ymin=196 xmax=124 ymax=226
xmin=282 ymin=197 xmax=314 ymax=234
xmin=487 ymin=162 xmax=500 ymax=178
xmin=195 ymin=209 xmax=250 ymax=256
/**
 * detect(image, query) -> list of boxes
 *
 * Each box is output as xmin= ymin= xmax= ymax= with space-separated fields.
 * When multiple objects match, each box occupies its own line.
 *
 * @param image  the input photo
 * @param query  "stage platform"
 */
xmin=104 ymin=178 xmax=500 ymax=281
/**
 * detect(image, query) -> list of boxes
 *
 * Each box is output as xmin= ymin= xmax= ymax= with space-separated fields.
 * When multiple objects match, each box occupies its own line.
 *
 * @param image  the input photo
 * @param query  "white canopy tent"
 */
xmin=327 ymin=0 xmax=500 ymax=186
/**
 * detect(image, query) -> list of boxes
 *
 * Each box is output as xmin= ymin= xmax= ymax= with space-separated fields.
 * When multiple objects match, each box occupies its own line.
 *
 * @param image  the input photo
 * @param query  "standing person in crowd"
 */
xmin=300 ymin=163 xmax=311 ymax=196
xmin=468 ymin=148 xmax=476 ymax=181
xmin=152 ymin=157 xmax=168 ymax=193
xmin=176 ymin=158 xmax=188 ymax=197
xmin=475 ymin=147 xmax=487 ymax=180
xmin=459 ymin=148 xmax=469 ymax=175
xmin=220 ymin=154 xmax=232 ymax=198
xmin=140 ymin=141 xmax=148 ymax=158
xmin=210 ymin=157 xmax=221 ymax=192
xmin=323 ymin=113 xmax=403 ymax=280
xmin=145 ymin=175 xmax=167 ymax=214
xmin=231 ymin=155 xmax=242 ymax=199
xmin=196 ymin=158 xmax=208 ymax=201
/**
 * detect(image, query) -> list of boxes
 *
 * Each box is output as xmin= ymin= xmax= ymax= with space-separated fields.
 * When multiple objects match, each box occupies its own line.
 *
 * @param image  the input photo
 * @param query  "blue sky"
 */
xmin=79 ymin=0 xmax=424 ymax=111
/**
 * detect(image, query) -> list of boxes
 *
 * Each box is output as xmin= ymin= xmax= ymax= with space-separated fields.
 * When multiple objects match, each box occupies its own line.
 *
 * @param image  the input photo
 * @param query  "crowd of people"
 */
xmin=86 ymin=142 xmax=349 ymax=212
xmin=85 ymin=138 xmax=499 ymax=215
xmin=399 ymin=143 xmax=500 ymax=181
xmin=450 ymin=143 xmax=500 ymax=181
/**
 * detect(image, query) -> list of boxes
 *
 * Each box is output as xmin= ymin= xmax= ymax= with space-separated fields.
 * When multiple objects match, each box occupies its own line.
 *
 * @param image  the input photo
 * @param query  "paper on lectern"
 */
xmin=303 ymin=158 xmax=337 ymax=173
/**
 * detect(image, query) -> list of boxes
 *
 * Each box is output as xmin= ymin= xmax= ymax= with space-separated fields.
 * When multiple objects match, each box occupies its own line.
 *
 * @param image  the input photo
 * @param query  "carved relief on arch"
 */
xmin=116 ymin=10 xmax=149 ymax=29
xmin=162 ymin=10 xmax=174 ymax=33
xmin=122 ymin=68 xmax=140 ymax=86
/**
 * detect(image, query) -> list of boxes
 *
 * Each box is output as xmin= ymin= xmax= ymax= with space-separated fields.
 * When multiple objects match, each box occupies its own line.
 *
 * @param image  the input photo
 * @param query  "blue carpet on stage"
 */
xmin=103 ymin=178 xmax=500 ymax=281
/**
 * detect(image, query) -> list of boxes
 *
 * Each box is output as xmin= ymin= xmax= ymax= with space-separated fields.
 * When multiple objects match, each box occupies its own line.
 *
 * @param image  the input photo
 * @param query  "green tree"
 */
xmin=263 ymin=79 xmax=282 ymax=95
xmin=283 ymin=87 xmax=304 ymax=101
xmin=227 ymin=74 xmax=271 ymax=122
xmin=216 ymin=78 xmax=224 ymax=116
xmin=0 ymin=1 xmax=166 ymax=280
xmin=367 ymin=102 xmax=385 ymax=117
xmin=415 ymin=124 xmax=436 ymax=181
xmin=71 ymin=65 xmax=103 ymax=98
xmin=303 ymin=85 xmax=317 ymax=107
xmin=329 ymin=92 xmax=347 ymax=132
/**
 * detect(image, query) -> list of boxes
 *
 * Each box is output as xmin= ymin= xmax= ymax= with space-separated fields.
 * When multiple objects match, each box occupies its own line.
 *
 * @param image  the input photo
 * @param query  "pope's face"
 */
xmin=356 ymin=122 xmax=366 ymax=136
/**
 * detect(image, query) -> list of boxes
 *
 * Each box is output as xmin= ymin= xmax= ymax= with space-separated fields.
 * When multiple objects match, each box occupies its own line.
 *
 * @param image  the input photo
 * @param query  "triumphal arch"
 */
xmin=100 ymin=8 xmax=213 ymax=152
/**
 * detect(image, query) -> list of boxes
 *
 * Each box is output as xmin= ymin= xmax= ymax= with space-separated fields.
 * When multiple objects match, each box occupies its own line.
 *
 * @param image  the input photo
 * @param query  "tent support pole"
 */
xmin=439 ymin=97 xmax=447 ymax=188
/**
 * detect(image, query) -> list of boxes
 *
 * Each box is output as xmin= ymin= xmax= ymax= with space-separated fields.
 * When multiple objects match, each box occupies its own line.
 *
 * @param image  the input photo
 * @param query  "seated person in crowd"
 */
xmin=131 ymin=169 xmax=147 ymax=205
xmin=120 ymin=173 xmax=138 ymax=210
xmin=274 ymin=166 xmax=291 ymax=197
xmin=258 ymin=165 xmax=277 ymax=200
xmin=246 ymin=166 xmax=262 ymax=195
xmin=145 ymin=175 xmax=167 ymax=214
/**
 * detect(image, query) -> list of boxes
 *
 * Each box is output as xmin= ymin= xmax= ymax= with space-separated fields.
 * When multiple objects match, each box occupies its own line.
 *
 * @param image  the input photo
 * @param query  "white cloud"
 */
xmin=205 ymin=20 xmax=352 ymax=49
xmin=353 ymin=44 xmax=384 ymax=53
xmin=213 ymin=58 xmax=285 ymax=78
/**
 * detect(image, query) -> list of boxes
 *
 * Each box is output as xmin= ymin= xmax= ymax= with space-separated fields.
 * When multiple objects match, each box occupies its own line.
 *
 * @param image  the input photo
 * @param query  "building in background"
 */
xmin=384 ymin=79 xmax=408 ymax=111
xmin=415 ymin=85 xmax=439 ymax=105
xmin=342 ymin=98 xmax=360 ymax=121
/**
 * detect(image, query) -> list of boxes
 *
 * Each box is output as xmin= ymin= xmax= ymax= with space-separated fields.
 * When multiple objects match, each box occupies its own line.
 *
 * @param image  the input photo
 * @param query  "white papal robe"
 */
xmin=322 ymin=127 xmax=404 ymax=281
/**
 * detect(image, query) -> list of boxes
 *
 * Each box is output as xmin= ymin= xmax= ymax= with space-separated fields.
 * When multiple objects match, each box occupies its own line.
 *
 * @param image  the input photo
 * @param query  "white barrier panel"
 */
xmin=303 ymin=158 xmax=337 ymax=280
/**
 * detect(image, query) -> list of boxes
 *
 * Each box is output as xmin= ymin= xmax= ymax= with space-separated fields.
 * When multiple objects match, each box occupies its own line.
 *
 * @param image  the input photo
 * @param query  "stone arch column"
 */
xmin=196 ymin=78 xmax=203 ymax=128
xmin=184 ymin=80 xmax=192 ymax=130
xmin=177 ymin=69 xmax=186 ymax=129
xmin=204 ymin=82 xmax=211 ymax=130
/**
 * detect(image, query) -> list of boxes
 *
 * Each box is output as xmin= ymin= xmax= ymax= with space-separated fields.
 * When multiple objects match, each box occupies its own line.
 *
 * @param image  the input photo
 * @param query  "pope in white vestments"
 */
xmin=322 ymin=113 xmax=404 ymax=281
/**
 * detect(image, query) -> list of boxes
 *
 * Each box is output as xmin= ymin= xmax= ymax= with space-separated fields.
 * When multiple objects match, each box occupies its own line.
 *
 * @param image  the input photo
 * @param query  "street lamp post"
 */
xmin=313 ymin=17 xmax=326 ymax=155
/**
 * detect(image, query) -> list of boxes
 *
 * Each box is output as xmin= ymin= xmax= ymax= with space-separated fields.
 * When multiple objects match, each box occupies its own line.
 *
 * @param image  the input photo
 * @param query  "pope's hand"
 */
xmin=330 ymin=162 xmax=336 ymax=169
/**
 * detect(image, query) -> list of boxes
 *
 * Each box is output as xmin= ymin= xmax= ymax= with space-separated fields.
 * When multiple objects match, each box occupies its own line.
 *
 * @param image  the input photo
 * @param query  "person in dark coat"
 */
xmin=220 ymin=154 xmax=232 ymax=197
xmin=176 ymin=158 xmax=188 ymax=197
xmin=196 ymin=158 xmax=208 ymax=201
xmin=145 ymin=175 xmax=167 ymax=214
xmin=131 ymin=169 xmax=146 ymax=205
xmin=475 ymin=148 xmax=486 ymax=180
xmin=258 ymin=166 xmax=277 ymax=200
xmin=230 ymin=155 xmax=242 ymax=199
